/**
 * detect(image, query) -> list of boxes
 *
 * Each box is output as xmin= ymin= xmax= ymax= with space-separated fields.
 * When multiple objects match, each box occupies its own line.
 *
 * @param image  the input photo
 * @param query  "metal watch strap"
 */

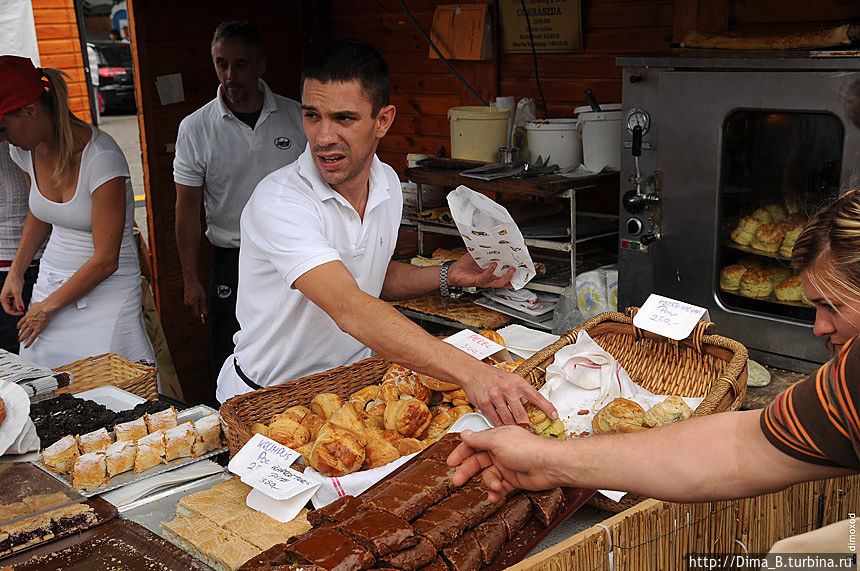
xmin=439 ymin=260 xmax=463 ymax=299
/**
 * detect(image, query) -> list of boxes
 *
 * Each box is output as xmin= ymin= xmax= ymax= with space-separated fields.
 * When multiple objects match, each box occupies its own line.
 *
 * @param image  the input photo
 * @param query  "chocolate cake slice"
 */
xmin=361 ymin=481 xmax=433 ymax=522
xmin=307 ymin=494 xmax=363 ymax=527
xmin=378 ymin=536 xmax=435 ymax=570
xmin=497 ymin=493 xmax=532 ymax=539
xmin=281 ymin=526 xmax=374 ymax=571
xmin=411 ymin=506 xmax=469 ymax=549
xmin=417 ymin=557 xmax=447 ymax=571
xmin=335 ymin=508 xmax=418 ymax=557
xmin=525 ymin=488 xmax=565 ymax=526
xmin=433 ymin=480 xmax=505 ymax=527
xmin=394 ymin=458 xmax=456 ymax=502
xmin=466 ymin=515 xmax=507 ymax=563
xmin=441 ymin=534 xmax=483 ymax=571
xmin=421 ymin=433 xmax=460 ymax=462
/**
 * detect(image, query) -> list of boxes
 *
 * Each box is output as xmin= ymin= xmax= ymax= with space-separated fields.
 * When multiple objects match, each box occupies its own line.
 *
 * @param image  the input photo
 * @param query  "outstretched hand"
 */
xmin=447 ymin=427 xmax=561 ymax=501
xmin=459 ymin=365 xmax=557 ymax=426
xmin=447 ymin=254 xmax=515 ymax=289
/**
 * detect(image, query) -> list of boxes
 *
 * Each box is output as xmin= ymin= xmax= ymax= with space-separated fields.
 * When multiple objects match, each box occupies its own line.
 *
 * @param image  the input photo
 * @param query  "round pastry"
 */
xmin=739 ymin=270 xmax=773 ymax=298
xmin=309 ymin=426 xmax=366 ymax=477
xmin=643 ymin=396 xmax=693 ymax=428
xmin=751 ymin=223 xmax=785 ymax=253
xmin=719 ymin=264 xmax=748 ymax=291
xmin=299 ymin=411 xmax=326 ymax=440
xmin=592 ymin=398 xmax=647 ymax=434
xmin=310 ymin=393 xmax=342 ymax=419
xmin=780 ymin=226 xmax=803 ymax=259
xmin=777 ymin=218 xmax=796 ymax=234
xmin=362 ymin=436 xmax=401 ymax=470
xmin=737 ymin=215 xmax=763 ymax=234
xmin=268 ymin=413 xmax=311 ymax=449
xmin=774 ymin=275 xmax=804 ymax=301
xmin=750 ymin=208 xmax=773 ymax=224
xmin=384 ymin=398 xmax=432 ymax=438
xmin=764 ymin=204 xmax=787 ymax=224
xmin=762 ymin=265 xmax=790 ymax=287
xmin=785 ymin=212 xmax=808 ymax=226
xmin=380 ymin=374 xmax=432 ymax=404
xmin=280 ymin=405 xmax=311 ymax=423
xmin=349 ymin=385 xmax=381 ymax=413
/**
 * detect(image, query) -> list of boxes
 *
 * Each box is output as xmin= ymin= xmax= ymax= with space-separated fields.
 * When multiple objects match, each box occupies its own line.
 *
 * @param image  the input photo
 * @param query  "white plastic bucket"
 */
xmin=575 ymin=104 xmax=622 ymax=171
xmin=524 ymin=119 xmax=581 ymax=170
xmin=448 ymin=106 xmax=511 ymax=163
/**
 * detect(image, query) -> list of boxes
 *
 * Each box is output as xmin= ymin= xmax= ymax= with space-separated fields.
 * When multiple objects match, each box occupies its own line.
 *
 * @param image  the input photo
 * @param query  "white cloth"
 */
xmin=216 ymin=147 xmax=402 ymax=403
xmin=9 ymin=127 xmax=154 ymax=369
xmin=0 ymin=141 xmax=43 ymax=264
xmin=173 ymin=79 xmax=306 ymax=248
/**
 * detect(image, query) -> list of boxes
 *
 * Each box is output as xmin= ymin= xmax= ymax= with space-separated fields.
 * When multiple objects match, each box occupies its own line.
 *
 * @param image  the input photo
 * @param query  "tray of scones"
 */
xmin=727 ymin=204 xmax=807 ymax=260
xmin=34 ymin=404 xmax=226 ymax=497
xmin=719 ymin=257 xmax=811 ymax=307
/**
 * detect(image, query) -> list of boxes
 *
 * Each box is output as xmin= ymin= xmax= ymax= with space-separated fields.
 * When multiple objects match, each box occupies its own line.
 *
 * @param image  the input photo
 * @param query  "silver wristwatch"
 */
xmin=439 ymin=260 xmax=463 ymax=299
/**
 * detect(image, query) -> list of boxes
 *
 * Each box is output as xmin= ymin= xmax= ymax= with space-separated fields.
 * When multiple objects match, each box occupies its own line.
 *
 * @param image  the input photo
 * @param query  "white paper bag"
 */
xmin=447 ymin=186 xmax=536 ymax=290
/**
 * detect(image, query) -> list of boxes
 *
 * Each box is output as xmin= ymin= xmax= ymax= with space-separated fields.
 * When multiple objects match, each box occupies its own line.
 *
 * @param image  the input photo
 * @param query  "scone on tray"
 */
xmin=774 ymin=275 xmax=804 ymax=301
xmin=751 ymin=223 xmax=785 ymax=253
xmin=739 ymin=270 xmax=773 ymax=298
xmin=719 ymin=264 xmax=747 ymax=291
xmin=763 ymin=204 xmax=787 ymax=223
xmin=762 ymin=265 xmax=790 ymax=287
xmin=750 ymin=208 xmax=773 ymax=224
xmin=780 ymin=226 xmax=803 ymax=259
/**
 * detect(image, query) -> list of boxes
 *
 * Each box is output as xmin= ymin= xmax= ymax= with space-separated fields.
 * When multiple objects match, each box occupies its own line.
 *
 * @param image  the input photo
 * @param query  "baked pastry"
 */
xmin=298 ymin=411 xmax=326 ymax=440
xmin=381 ymin=536 xmax=436 ymax=570
xmin=774 ymin=275 xmax=804 ymax=301
xmin=327 ymin=403 xmax=369 ymax=440
xmin=41 ymin=434 xmax=80 ymax=474
xmin=134 ymin=430 xmax=166 ymax=473
xmin=393 ymin=294 xmax=511 ymax=329
xmin=145 ymin=406 xmax=178 ymax=433
xmin=442 ymin=388 xmax=470 ymax=407
xmin=309 ymin=393 xmax=341 ymax=419
xmin=394 ymin=438 xmax=426 ymax=456
xmin=0 ymin=513 xmax=54 ymax=555
xmin=114 ymin=417 xmax=147 ymax=442
xmin=349 ymin=385 xmax=380 ymax=413
xmin=363 ymin=435 xmax=401 ymax=470
xmin=763 ymin=265 xmax=790 ymax=287
xmin=306 ymin=494 xmax=363 ymax=527
xmin=592 ymin=398 xmax=647 ymax=434
xmin=162 ymin=515 xmax=261 ymax=571
xmin=422 ymin=409 xmax=455 ymax=443
xmin=750 ymin=208 xmax=772 ymax=224
xmin=719 ymin=264 xmax=747 ymax=291
xmin=22 ymin=492 xmax=69 ymax=512
xmin=412 ymin=506 xmax=469 ymax=549
xmin=308 ymin=426 xmax=365 ymax=477
xmin=468 ymin=515 xmax=508 ymax=564
xmin=418 ymin=207 xmax=454 ymax=224
xmin=493 ymin=359 xmax=524 ymax=373
xmin=442 ymin=534 xmax=483 ymax=571
xmin=751 ymin=222 xmax=785 ymax=253
xmin=643 ymin=396 xmax=693 ymax=427
xmin=282 ymin=527 xmax=375 ymax=571
xmin=498 ymin=493 xmax=532 ymax=538
xmin=105 ymin=440 xmax=137 ymax=477
xmin=193 ymin=413 xmax=223 ymax=456
xmin=478 ymin=329 xmax=505 ymax=346
xmin=335 ymin=508 xmax=419 ymax=557
xmin=226 ymin=508 xmax=312 ymax=552
xmin=739 ymin=269 xmax=773 ymax=298
xmin=165 ymin=421 xmax=197 ymax=461
xmin=801 ymin=290 xmax=814 ymax=307
xmin=780 ymin=226 xmax=803 ymax=259
xmin=384 ymin=398 xmax=432 ymax=439
xmin=737 ymin=257 xmax=762 ymax=271
xmin=764 ymin=204 xmax=787 ymax=223
xmin=70 ymin=451 xmax=108 ymax=490
xmin=525 ymin=488 xmax=565 ymax=526
xmin=268 ymin=413 xmax=311 ymax=449
xmin=280 ymin=405 xmax=312 ymax=423
xmin=76 ymin=427 xmax=111 ymax=455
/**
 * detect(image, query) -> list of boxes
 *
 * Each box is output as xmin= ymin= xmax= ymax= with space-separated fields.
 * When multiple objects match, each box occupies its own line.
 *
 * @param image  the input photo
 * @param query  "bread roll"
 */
xmin=299 ymin=411 xmax=326 ymax=440
xmin=268 ymin=413 xmax=311 ymax=449
xmin=643 ymin=396 xmax=693 ymax=427
xmin=296 ymin=442 xmax=315 ymax=465
xmin=738 ymin=215 xmax=763 ymax=233
xmin=363 ymin=436 xmax=401 ymax=470
xmin=328 ymin=402 xmax=368 ymax=440
xmin=384 ymin=398 xmax=432 ymax=438
xmin=719 ymin=264 xmax=747 ymax=291
xmin=309 ymin=426 xmax=365 ymax=477
xmin=394 ymin=438 xmax=426 ymax=456
xmin=592 ymin=398 xmax=646 ymax=435
xmin=310 ymin=393 xmax=342 ymax=419
xmin=763 ymin=265 xmax=790 ymax=287
xmin=730 ymin=227 xmax=754 ymax=246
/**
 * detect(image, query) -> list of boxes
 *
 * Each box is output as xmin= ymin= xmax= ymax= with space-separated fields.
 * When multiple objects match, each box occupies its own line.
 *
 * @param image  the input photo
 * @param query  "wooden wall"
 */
xmin=32 ymin=0 xmax=92 ymax=123
xmin=128 ymin=0 xmax=325 ymax=404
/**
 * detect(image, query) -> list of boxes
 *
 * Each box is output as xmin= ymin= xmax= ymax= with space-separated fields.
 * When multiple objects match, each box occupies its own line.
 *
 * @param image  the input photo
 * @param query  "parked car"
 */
xmin=87 ymin=41 xmax=136 ymax=113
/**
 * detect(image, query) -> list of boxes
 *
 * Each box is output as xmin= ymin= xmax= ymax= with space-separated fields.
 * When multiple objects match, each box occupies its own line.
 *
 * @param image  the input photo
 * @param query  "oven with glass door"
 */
xmin=616 ymin=55 xmax=860 ymax=371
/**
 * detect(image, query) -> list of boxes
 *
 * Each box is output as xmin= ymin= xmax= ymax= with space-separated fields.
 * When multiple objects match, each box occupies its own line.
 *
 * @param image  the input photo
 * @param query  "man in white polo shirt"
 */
xmin=217 ymin=39 xmax=556 ymax=427
xmin=174 ymin=21 xmax=305 ymax=404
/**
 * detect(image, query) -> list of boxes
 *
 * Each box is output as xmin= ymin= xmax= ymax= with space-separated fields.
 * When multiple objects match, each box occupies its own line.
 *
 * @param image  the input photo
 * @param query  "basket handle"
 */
xmin=624 ymin=306 xmax=715 ymax=349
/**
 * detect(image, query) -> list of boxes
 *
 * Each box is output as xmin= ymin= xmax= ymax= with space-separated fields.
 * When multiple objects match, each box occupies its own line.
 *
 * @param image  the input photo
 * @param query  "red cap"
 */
xmin=0 ymin=56 xmax=49 ymax=126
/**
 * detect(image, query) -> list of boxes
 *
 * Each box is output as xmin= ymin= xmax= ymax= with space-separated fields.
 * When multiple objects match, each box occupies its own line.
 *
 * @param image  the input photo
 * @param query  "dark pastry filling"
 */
xmin=51 ymin=512 xmax=96 ymax=535
xmin=0 ymin=528 xmax=52 ymax=553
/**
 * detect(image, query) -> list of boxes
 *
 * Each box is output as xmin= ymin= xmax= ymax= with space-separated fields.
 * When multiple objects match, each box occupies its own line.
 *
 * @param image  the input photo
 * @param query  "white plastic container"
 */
xmin=574 ymin=104 xmax=622 ymax=171
xmin=524 ymin=119 xmax=581 ymax=170
xmin=448 ymin=106 xmax=511 ymax=163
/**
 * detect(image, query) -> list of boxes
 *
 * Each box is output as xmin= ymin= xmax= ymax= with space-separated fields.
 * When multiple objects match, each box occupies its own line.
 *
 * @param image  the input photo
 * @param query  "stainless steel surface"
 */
xmin=35 ymin=405 xmax=227 ymax=498
xmin=618 ymin=57 xmax=860 ymax=368
xmin=119 ymin=470 xmax=232 ymax=537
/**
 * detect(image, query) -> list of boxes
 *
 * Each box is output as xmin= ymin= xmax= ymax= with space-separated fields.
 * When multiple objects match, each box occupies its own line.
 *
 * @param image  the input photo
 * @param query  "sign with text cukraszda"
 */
xmin=444 ymin=329 xmax=505 ymax=360
xmin=499 ymin=0 xmax=582 ymax=53
xmin=228 ymin=433 xmax=320 ymax=522
xmin=633 ymin=294 xmax=710 ymax=341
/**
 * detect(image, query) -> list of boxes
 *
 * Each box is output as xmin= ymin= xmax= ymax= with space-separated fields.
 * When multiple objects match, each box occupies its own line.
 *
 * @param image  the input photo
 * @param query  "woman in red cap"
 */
xmin=0 ymin=56 xmax=154 ymax=370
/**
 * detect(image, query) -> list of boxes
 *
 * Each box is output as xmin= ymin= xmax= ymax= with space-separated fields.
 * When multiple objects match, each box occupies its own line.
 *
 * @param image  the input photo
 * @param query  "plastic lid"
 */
xmin=525 ymin=119 xmax=578 ymax=131
xmin=448 ymin=106 xmax=511 ymax=120
xmin=577 ymin=110 xmax=622 ymax=122
xmin=574 ymin=103 xmax=622 ymax=115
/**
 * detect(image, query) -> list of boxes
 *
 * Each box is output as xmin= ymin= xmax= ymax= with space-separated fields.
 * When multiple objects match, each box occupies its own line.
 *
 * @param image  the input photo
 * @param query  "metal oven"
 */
xmin=616 ymin=55 xmax=860 ymax=371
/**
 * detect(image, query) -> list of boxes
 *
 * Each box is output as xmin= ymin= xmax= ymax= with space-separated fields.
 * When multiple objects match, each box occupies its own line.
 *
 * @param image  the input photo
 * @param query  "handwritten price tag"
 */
xmin=228 ymin=433 xmax=317 ymax=501
xmin=632 ymin=294 xmax=709 ymax=341
xmin=444 ymin=329 xmax=505 ymax=360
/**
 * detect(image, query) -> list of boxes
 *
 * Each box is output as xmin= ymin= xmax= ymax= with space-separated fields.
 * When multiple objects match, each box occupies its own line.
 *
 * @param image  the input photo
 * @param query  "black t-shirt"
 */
xmin=233 ymin=108 xmax=263 ymax=129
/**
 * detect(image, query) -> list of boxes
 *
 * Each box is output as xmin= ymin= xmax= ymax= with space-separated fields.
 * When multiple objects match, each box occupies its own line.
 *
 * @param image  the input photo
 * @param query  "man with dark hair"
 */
xmin=108 ymin=29 xmax=121 ymax=42
xmin=217 ymin=39 xmax=557 ymax=429
xmin=174 ymin=20 xmax=305 ymax=405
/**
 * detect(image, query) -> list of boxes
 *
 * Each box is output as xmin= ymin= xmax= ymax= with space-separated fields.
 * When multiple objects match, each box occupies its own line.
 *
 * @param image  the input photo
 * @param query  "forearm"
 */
xmin=548 ymin=410 xmax=852 ymax=502
xmin=175 ymin=214 xmax=202 ymax=285
xmin=380 ymin=261 xmax=441 ymax=301
xmin=8 ymin=214 xmax=50 ymax=278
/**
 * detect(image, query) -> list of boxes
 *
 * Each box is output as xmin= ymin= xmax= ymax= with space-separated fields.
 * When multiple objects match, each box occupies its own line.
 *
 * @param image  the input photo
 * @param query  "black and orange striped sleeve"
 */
xmin=760 ymin=337 xmax=860 ymax=471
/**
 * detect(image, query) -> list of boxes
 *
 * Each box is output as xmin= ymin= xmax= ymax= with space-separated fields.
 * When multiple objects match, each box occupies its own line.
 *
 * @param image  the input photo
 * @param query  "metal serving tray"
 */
xmin=34 ymin=404 xmax=227 ymax=498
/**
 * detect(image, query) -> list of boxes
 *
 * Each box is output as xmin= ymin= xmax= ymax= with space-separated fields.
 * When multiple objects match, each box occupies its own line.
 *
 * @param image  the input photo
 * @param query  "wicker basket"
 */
xmin=53 ymin=353 xmax=158 ymax=400
xmin=220 ymin=357 xmax=392 ymax=456
xmin=514 ymin=307 xmax=748 ymax=512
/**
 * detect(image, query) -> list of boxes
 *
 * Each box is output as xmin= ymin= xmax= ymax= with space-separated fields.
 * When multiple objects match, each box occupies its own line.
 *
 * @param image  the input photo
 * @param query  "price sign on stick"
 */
xmin=633 ymin=294 xmax=709 ymax=341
